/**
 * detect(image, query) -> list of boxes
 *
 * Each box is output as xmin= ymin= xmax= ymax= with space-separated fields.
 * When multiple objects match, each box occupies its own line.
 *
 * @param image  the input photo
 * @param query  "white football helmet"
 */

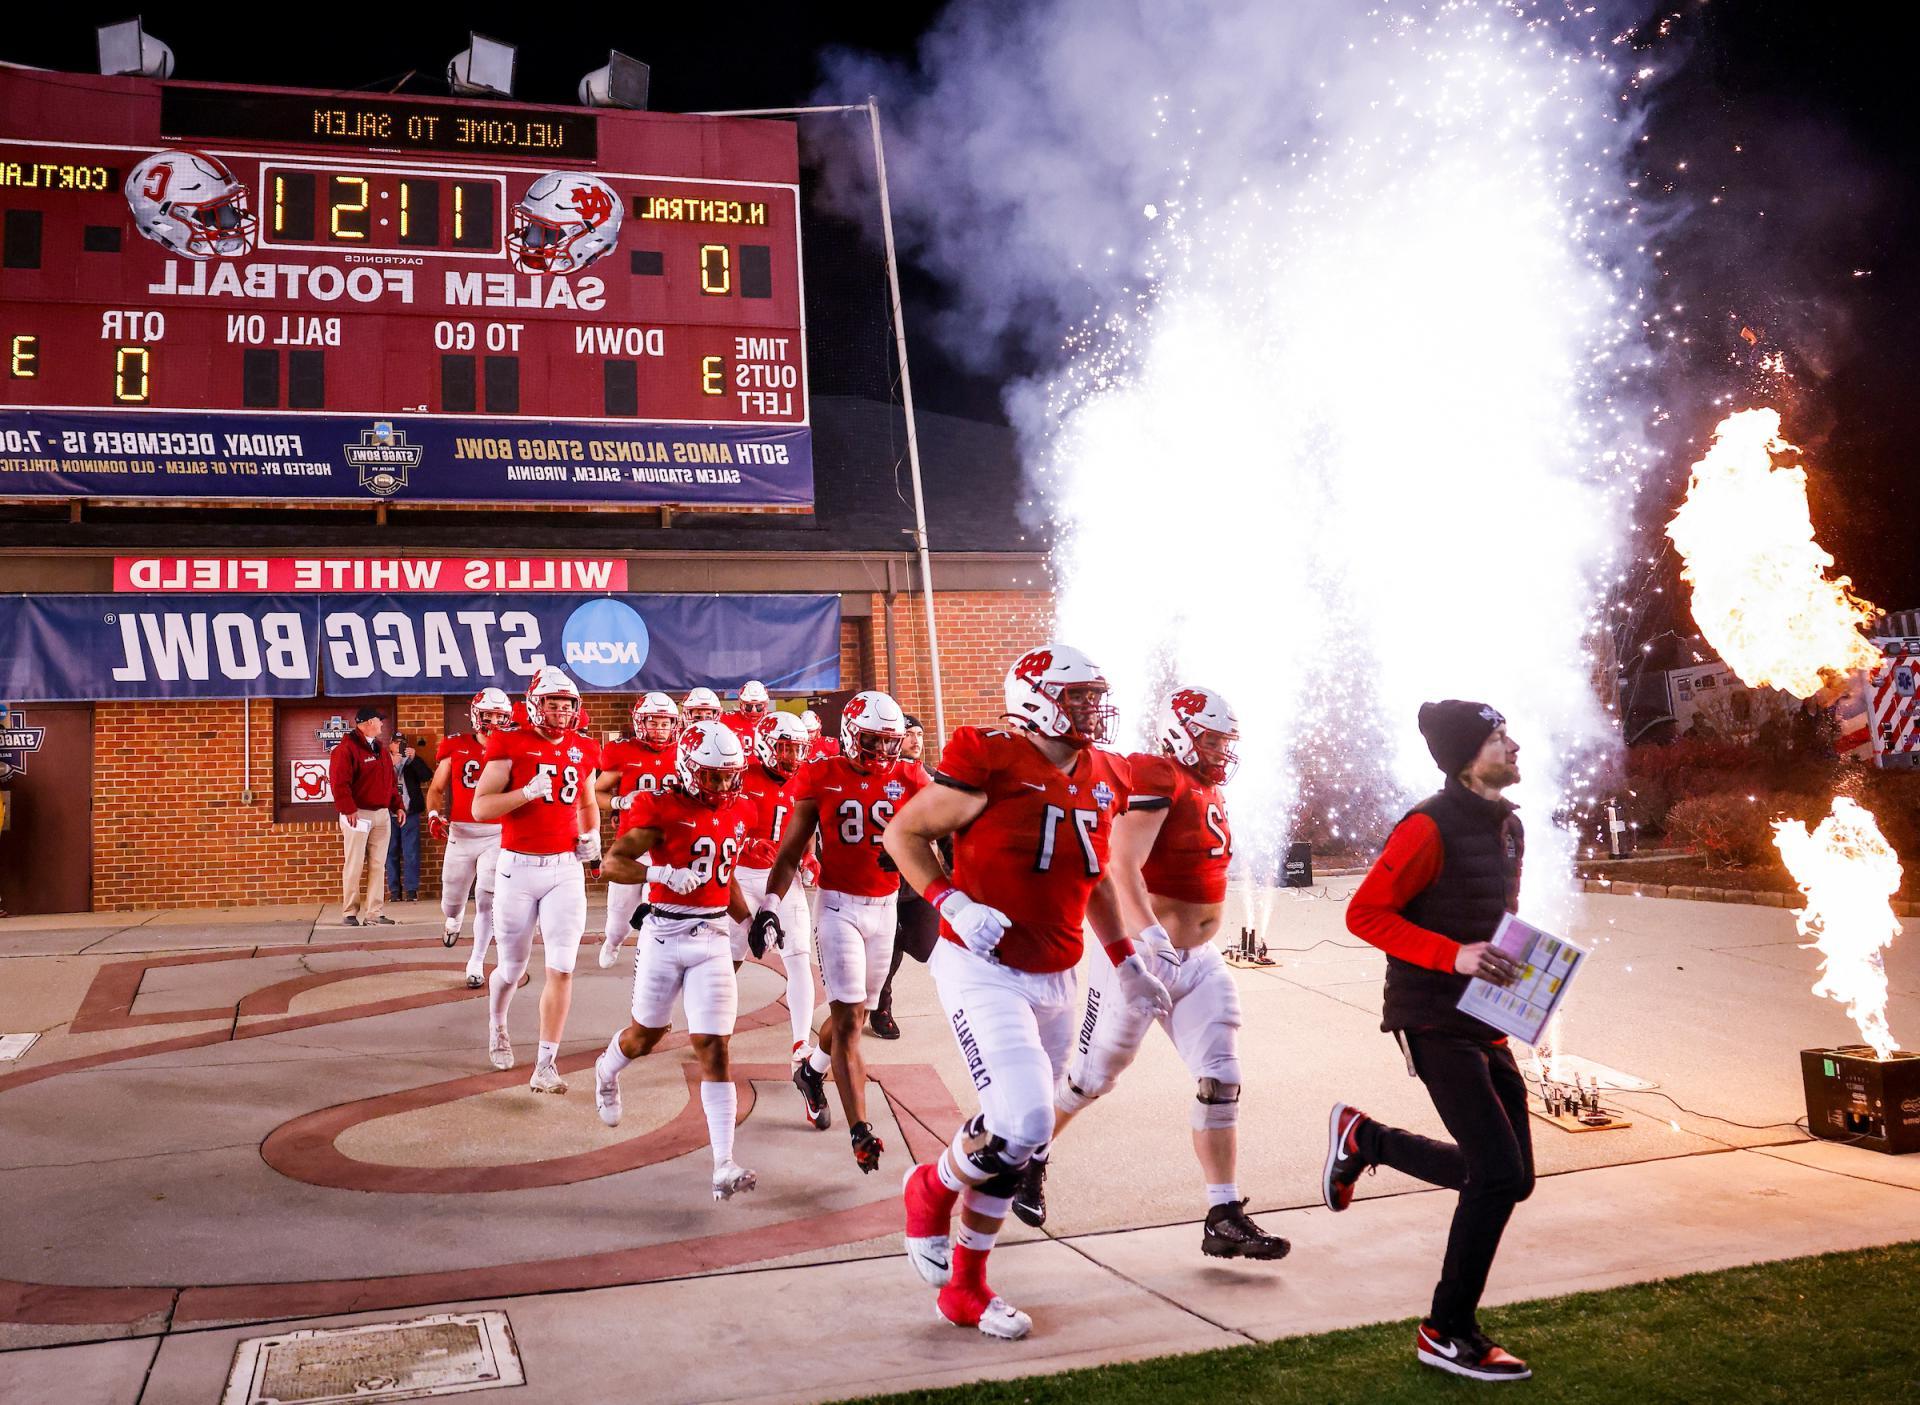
xmin=755 ymin=711 xmax=809 ymax=775
xmin=840 ymin=690 xmax=907 ymax=771
xmin=1161 ymin=685 xmax=1240 ymax=785
xmin=678 ymin=719 xmax=747 ymax=806
xmin=124 ymin=150 xmax=256 ymax=261
xmin=1004 ymin=643 xmax=1115 ymax=748
xmin=507 ymin=172 xmax=622 ymax=274
xmin=632 ymin=692 xmax=680 ymax=749
xmin=469 ymin=686 xmax=514 ymax=736
xmin=683 ymin=687 xmax=722 ymax=724
xmin=736 ymin=679 xmax=771 ymax=716
xmin=801 ymin=709 xmax=822 ymax=739
xmin=526 ymin=666 xmax=580 ymax=731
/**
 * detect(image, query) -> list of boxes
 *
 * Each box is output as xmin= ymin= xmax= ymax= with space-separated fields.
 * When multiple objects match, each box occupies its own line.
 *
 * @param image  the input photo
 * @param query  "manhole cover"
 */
xmin=221 ymin=1310 xmax=523 ymax=1404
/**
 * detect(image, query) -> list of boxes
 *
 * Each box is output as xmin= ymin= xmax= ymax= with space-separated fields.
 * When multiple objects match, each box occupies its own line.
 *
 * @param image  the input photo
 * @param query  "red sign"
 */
xmin=113 ymin=556 xmax=628 ymax=593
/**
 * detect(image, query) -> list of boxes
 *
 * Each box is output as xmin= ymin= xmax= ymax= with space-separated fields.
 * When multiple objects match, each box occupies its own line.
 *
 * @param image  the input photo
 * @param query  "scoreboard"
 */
xmin=0 ymin=69 xmax=811 ymax=509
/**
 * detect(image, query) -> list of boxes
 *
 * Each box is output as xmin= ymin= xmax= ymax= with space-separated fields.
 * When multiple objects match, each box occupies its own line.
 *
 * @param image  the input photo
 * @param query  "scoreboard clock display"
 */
xmin=0 ymin=69 xmax=811 ymax=509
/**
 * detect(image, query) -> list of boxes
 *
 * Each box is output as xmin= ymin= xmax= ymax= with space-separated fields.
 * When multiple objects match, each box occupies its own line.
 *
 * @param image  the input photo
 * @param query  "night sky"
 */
xmin=5 ymin=1 xmax=1913 ymax=619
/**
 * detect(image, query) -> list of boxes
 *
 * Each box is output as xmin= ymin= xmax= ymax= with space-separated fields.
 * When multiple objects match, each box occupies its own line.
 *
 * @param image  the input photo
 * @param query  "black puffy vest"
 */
xmin=1380 ymin=779 xmax=1524 ymax=1039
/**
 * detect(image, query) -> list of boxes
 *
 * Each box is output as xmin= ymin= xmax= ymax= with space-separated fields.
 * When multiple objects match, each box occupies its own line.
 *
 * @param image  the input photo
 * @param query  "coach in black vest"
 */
xmin=1319 ymin=700 xmax=1537 ymax=1383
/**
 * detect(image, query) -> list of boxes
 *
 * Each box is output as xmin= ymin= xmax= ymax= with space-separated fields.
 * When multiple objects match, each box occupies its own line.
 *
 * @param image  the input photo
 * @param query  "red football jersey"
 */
xmin=939 ymin=727 xmax=1132 ymax=974
xmin=739 ymin=761 xmax=804 ymax=868
xmin=624 ymin=787 xmax=758 ymax=908
xmin=807 ymin=736 xmax=842 ymax=761
xmin=794 ymin=754 xmax=928 ymax=897
xmin=483 ymin=727 xmax=599 ymax=855
xmin=721 ymin=711 xmax=762 ymax=745
xmin=601 ymin=738 xmax=680 ymax=835
xmin=436 ymin=733 xmax=493 ymax=825
xmin=1128 ymin=753 xmax=1232 ymax=904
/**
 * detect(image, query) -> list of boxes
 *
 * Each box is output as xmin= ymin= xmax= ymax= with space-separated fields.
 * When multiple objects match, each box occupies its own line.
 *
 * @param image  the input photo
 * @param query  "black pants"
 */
xmin=874 ymin=885 xmax=941 ymax=1014
xmin=1358 ymin=1031 xmax=1535 ymax=1335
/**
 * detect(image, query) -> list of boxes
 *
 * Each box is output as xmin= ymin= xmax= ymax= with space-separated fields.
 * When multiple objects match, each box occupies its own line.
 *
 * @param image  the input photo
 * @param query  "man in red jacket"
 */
xmin=329 ymin=705 xmax=403 ymax=926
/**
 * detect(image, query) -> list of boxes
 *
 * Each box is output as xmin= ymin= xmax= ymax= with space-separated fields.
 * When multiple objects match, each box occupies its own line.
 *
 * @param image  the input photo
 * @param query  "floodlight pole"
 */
xmin=692 ymin=99 xmax=948 ymax=743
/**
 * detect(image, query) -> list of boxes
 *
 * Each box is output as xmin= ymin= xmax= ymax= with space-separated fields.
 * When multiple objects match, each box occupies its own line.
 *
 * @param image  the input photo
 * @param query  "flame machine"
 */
xmin=1801 ymin=1047 xmax=1920 ymax=1155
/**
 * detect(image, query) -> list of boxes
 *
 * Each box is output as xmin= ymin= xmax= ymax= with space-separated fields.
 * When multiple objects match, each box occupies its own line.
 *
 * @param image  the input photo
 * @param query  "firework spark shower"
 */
xmin=826 ymin=1 xmax=1666 ymax=899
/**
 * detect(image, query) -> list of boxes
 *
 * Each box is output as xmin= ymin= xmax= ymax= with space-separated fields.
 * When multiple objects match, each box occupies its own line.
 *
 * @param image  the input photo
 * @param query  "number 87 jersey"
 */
xmin=936 ymin=726 xmax=1133 ymax=975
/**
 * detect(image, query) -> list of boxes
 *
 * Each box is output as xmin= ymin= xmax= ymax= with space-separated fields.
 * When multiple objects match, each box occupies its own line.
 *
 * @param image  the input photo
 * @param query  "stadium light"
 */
xmin=579 ymin=51 xmax=649 ymax=110
xmin=447 ymin=33 xmax=515 ymax=98
xmin=96 ymin=18 xmax=174 ymax=78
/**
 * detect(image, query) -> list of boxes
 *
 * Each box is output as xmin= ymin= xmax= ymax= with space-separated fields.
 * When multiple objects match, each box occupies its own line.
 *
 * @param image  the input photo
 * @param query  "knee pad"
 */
xmin=1191 ymin=1077 xmax=1240 ymax=1131
xmin=1055 ymin=1069 xmax=1107 ymax=1116
xmin=953 ymin=1113 xmax=1041 ymax=1182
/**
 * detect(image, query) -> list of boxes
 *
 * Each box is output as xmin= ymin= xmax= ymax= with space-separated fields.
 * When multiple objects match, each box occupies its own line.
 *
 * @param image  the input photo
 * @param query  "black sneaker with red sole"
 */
xmin=791 ymin=1060 xmax=831 ymax=1130
xmin=850 ymin=1121 xmax=884 ymax=1174
xmin=1416 ymin=1322 xmax=1532 ymax=1381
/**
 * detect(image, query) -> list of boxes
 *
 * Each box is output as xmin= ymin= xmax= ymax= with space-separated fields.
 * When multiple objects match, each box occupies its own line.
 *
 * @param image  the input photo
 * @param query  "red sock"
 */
xmin=917 ymin=1162 xmax=960 ymax=1218
xmin=951 ymin=1243 xmax=991 ymax=1294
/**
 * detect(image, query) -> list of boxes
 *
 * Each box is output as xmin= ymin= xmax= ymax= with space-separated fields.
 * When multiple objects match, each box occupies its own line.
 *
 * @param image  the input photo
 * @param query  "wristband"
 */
xmin=1101 ymin=937 xmax=1137 ymax=967
xmin=645 ymin=864 xmax=670 ymax=884
xmin=756 ymin=891 xmax=780 ymax=914
xmin=924 ymin=877 xmax=956 ymax=909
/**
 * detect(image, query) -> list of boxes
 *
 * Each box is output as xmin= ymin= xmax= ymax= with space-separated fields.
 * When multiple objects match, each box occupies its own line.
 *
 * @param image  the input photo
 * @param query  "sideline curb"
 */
xmin=1578 ymin=876 xmax=1920 ymax=917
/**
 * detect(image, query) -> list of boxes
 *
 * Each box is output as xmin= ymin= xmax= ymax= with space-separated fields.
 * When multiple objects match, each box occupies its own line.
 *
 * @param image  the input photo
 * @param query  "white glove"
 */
xmin=647 ymin=864 xmax=702 ymax=895
xmin=574 ymin=830 xmax=602 ymax=863
xmin=938 ymin=888 xmax=1012 ymax=958
xmin=522 ymin=772 xmax=555 ymax=803
xmin=1138 ymin=922 xmax=1174 ymax=955
xmin=1114 ymin=953 xmax=1174 ymax=1019
xmin=609 ymin=792 xmax=631 ymax=813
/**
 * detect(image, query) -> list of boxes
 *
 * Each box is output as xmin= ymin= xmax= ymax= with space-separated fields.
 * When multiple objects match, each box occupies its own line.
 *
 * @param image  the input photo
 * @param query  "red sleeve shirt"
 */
xmin=941 ymin=728 xmax=1131 ymax=974
xmin=1345 ymin=814 xmax=1459 ymax=972
xmin=610 ymin=741 xmax=680 ymax=835
xmin=739 ymin=762 xmax=803 ymax=867
xmin=1128 ymin=752 xmax=1232 ymax=904
xmin=624 ymin=788 xmax=758 ymax=908
xmin=794 ymin=755 xmax=927 ymax=897
xmin=437 ymin=734 xmax=491 ymax=824
xmin=484 ymin=728 xmax=599 ymax=855
xmin=329 ymin=733 xmax=397 ymax=814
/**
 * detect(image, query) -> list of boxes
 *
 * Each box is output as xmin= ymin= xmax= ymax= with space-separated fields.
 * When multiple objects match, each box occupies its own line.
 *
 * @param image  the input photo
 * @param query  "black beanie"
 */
xmin=1418 ymin=700 xmax=1505 ymax=776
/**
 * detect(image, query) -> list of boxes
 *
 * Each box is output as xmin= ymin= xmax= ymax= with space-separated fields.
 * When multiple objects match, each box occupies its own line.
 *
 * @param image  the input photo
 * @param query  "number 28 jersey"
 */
xmin=624 ymin=788 xmax=759 ymax=910
xmin=939 ymin=726 xmax=1132 ymax=975
xmin=482 ymin=727 xmax=599 ymax=856
xmin=435 ymin=733 xmax=495 ymax=826
xmin=793 ymin=754 xmax=928 ymax=897
xmin=1127 ymin=753 xmax=1231 ymax=904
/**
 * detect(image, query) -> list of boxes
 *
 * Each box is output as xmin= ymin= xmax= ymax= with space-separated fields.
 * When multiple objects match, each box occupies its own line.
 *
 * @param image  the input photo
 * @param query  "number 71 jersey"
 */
xmin=937 ymin=726 xmax=1133 ymax=975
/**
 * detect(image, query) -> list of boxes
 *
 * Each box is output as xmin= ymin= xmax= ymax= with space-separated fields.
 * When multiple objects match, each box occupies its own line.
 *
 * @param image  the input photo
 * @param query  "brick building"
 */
xmin=0 ymin=397 xmax=1053 ymax=913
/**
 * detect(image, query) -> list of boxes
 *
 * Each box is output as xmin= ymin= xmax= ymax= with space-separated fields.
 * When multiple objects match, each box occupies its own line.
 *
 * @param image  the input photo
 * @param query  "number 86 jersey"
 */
xmin=482 ymin=726 xmax=600 ymax=856
xmin=937 ymin=726 xmax=1133 ymax=975
xmin=624 ymin=788 xmax=759 ymax=909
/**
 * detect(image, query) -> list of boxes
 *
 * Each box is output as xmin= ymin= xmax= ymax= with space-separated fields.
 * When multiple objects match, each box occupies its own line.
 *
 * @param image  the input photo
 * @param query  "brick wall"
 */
xmin=83 ymin=588 xmax=1055 ymax=911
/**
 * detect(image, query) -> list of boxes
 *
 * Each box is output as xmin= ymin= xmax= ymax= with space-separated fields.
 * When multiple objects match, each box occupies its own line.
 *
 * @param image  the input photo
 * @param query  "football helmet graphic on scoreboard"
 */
xmin=123 ymin=150 xmax=257 ymax=260
xmin=507 ymin=172 xmax=623 ymax=274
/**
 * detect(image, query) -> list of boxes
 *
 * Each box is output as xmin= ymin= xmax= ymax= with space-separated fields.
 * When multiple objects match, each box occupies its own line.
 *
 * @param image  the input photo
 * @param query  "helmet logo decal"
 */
xmin=1170 ymin=688 xmax=1208 ymax=720
xmin=568 ymin=183 xmax=614 ymax=228
xmin=1013 ymin=650 xmax=1054 ymax=689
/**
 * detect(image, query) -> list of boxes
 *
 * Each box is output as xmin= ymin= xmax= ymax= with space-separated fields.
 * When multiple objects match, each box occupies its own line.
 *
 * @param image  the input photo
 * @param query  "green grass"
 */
xmin=854 ymin=1241 xmax=1920 ymax=1404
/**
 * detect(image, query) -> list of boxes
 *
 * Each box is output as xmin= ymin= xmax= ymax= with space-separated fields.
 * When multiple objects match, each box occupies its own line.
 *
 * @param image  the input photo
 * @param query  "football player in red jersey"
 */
xmin=801 ymin=708 xmax=841 ymax=760
xmin=722 ymin=680 xmax=772 ymax=746
xmin=426 ymin=687 xmax=513 ymax=987
xmin=732 ymin=711 xmax=825 ymax=1102
xmin=594 ymin=721 xmax=761 ymax=1201
xmin=593 ymin=693 xmax=682 ymax=970
xmin=1012 ymin=686 xmax=1288 ymax=1261
xmin=472 ymin=667 xmax=601 ymax=1092
xmin=682 ymin=687 xmax=723 ymax=729
xmin=882 ymin=645 xmax=1173 ymax=1340
xmin=754 ymin=690 xmax=926 ymax=1172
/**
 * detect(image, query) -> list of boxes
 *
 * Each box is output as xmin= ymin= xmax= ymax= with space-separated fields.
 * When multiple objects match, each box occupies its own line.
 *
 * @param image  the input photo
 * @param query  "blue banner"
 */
xmin=0 ymin=593 xmax=840 ymax=701
xmin=0 ymin=410 xmax=812 ymax=508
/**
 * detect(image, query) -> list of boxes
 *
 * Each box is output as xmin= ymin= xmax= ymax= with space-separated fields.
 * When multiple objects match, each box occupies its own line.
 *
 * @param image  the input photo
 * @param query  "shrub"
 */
xmin=1665 ymin=792 xmax=1784 ymax=868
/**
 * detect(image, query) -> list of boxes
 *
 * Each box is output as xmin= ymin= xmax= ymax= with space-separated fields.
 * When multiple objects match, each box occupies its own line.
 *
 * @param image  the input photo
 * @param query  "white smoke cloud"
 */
xmin=823 ymin=0 xmax=1664 ymax=912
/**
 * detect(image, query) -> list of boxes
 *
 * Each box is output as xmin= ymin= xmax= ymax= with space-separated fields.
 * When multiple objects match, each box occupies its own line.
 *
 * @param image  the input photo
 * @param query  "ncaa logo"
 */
xmin=561 ymin=599 xmax=650 ymax=689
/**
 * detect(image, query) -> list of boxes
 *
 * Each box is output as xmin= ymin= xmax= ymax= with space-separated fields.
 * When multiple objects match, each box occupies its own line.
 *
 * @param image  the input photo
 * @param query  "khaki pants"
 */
xmin=339 ymin=809 xmax=393 ymax=919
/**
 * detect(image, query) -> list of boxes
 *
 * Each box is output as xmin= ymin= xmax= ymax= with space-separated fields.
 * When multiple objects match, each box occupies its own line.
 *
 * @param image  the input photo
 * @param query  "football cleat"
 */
xmin=594 ymin=1055 xmax=623 ymax=1127
xmin=1201 ymin=1200 xmax=1291 ymax=1260
xmin=712 ymin=1160 xmax=758 ymax=1201
xmin=488 ymin=1025 xmax=514 ymax=1071
xmin=868 ymin=1005 xmax=901 ymax=1040
xmin=793 ymin=1058 xmax=831 ymax=1130
xmin=442 ymin=919 xmax=461 ymax=948
xmin=465 ymin=961 xmax=486 ymax=990
xmin=1010 ymin=1155 xmax=1048 ymax=1228
xmin=529 ymin=1061 xmax=568 ymax=1095
xmin=597 ymin=931 xmax=626 ymax=969
xmin=936 ymin=1284 xmax=1031 ymax=1341
xmin=1323 ymin=1102 xmax=1372 ymax=1212
xmin=1416 ymin=1322 xmax=1532 ymax=1382
xmin=850 ymin=1121 xmax=884 ymax=1174
xmin=903 ymin=1163 xmax=955 ymax=1287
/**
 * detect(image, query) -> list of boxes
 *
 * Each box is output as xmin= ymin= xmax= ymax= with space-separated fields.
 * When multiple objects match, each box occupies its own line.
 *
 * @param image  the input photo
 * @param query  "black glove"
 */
xmin=627 ymin=902 xmax=653 ymax=933
xmin=748 ymin=908 xmax=782 ymax=959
